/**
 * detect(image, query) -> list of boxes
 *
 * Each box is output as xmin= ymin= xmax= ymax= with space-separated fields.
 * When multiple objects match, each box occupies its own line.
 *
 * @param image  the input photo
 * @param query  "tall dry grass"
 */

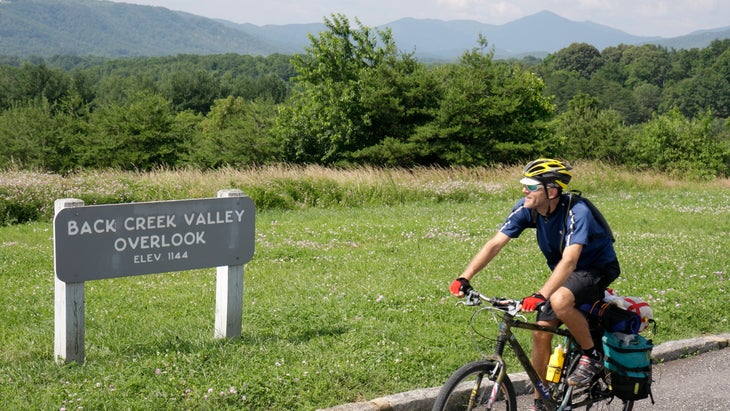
xmin=1 ymin=163 xmax=727 ymax=225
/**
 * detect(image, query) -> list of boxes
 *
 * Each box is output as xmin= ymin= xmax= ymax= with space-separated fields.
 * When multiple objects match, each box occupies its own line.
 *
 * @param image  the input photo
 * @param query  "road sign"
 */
xmin=54 ymin=196 xmax=255 ymax=282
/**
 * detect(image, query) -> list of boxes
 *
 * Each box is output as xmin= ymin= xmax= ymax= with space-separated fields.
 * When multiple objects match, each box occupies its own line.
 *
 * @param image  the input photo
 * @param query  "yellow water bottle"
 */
xmin=545 ymin=344 xmax=565 ymax=383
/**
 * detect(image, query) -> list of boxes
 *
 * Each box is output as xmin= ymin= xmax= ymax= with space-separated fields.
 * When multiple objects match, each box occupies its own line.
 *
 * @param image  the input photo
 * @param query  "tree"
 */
xmin=188 ymin=96 xmax=280 ymax=167
xmin=0 ymin=99 xmax=57 ymax=169
xmin=49 ymin=88 xmax=93 ymax=172
xmin=161 ymin=69 xmax=221 ymax=114
xmin=621 ymin=44 xmax=670 ymax=88
xmin=542 ymin=70 xmax=587 ymax=114
xmin=550 ymin=42 xmax=603 ymax=79
xmin=661 ymin=67 xmax=730 ymax=118
xmin=223 ymin=73 xmax=290 ymax=104
xmin=549 ymin=93 xmax=627 ymax=162
xmin=632 ymin=82 xmax=662 ymax=122
xmin=92 ymin=73 xmax=158 ymax=107
xmin=82 ymin=92 xmax=188 ymax=170
xmin=414 ymin=37 xmax=554 ymax=165
xmin=0 ymin=63 xmax=72 ymax=111
xmin=272 ymin=14 xmax=439 ymax=165
xmin=627 ymin=109 xmax=727 ymax=179
xmin=667 ymin=48 xmax=700 ymax=83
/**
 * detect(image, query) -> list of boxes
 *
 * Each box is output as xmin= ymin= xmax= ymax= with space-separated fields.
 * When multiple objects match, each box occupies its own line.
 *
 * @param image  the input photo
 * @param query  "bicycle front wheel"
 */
xmin=432 ymin=360 xmax=517 ymax=411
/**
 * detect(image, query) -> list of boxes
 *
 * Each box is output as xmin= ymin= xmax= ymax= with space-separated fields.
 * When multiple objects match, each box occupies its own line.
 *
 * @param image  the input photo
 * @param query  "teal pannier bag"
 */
xmin=602 ymin=332 xmax=654 ymax=402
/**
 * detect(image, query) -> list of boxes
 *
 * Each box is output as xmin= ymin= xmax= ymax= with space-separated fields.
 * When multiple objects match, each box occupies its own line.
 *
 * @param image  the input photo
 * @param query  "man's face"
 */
xmin=522 ymin=183 xmax=544 ymax=209
xmin=522 ymin=183 xmax=556 ymax=210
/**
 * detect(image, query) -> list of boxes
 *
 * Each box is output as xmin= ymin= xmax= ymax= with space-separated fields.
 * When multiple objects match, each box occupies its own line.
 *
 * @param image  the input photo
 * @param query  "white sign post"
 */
xmin=214 ymin=189 xmax=245 ymax=339
xmin=54 ymin=198 xmax=86 ymax=364
xmin=53 ymin=190 xmax=255 ymax=364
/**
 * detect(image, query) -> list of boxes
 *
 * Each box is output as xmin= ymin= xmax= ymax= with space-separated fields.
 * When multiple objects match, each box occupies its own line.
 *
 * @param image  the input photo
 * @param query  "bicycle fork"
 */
xmin=458 ymin=357 xmax=505 ymax=410
xmin=463 ymin=372 xmax=489 ymax=410
xmin=484 ymin=359 xmax=506 ymax=410
xmin=485 ymin=328 xmax=511 ymax=409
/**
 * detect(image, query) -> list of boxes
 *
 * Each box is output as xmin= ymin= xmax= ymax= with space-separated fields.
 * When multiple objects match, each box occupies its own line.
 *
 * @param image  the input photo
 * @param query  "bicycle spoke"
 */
xmin=432 ymin=361 xmax=516 ymax=411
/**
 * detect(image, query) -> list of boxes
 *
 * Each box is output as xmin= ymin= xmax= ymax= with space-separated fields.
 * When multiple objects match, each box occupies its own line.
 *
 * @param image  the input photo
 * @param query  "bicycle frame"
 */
xmin=491 ymin=314 xmax=571 ymax=402
xmin=467 ymin=293 xmax=615 ymax=411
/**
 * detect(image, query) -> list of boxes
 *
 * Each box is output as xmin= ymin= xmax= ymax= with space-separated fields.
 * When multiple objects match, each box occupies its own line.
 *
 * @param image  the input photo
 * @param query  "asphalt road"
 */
xmin=515 ymin=347 xmax=730 ymax=410
xmin=320 ymin=334 xmax=730 ymax=411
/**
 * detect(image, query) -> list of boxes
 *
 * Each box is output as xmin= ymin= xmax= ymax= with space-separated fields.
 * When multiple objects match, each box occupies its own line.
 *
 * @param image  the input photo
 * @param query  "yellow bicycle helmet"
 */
xmin=520 ymin=158 xmax=573 ymax=190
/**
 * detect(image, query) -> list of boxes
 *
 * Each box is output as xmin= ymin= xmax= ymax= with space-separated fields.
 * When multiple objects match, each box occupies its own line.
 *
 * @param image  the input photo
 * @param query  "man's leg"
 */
xmin=550 ymin=288 xmax=593 ymax=348
xmin=532 ymin=319 xmax=559 ymax=405
xmin=550 ymin=287 xmax=603 ymax=386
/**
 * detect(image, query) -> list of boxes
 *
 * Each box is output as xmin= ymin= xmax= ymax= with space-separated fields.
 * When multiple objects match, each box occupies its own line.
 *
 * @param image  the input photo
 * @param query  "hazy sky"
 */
xmin=109 ymin=0 xmax=729 ymax=38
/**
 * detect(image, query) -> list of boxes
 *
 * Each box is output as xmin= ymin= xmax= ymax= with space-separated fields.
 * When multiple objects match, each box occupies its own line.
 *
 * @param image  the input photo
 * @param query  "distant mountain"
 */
xmin=375 ymin=18 xmax=497 ymax=60
xmin=648 ymin=26 xmax=730 ymax=50
xmin=222 ymin=22 xmax=322 ymax=55
xmin=0 ymin=0 xmax=278 ymax=56
xmin=234 ymin=11 xmax=730 ymax=60
xmin=378 ymin=11 xmax=657 ymax=60
xmin=488 ymin=11 xmax=659 ymax=56
xmin=1 ymin=0 xmax=728 ymax=60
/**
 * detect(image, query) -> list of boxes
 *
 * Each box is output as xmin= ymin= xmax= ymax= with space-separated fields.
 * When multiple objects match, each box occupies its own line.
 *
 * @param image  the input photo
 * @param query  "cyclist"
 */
xmin=450 ymin=158 xmax=620 ymax=410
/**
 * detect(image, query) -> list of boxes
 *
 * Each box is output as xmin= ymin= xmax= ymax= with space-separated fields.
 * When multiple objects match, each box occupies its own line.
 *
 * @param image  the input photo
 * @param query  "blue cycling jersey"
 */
xmin=499 ymin=194 xmax=617 ymax=270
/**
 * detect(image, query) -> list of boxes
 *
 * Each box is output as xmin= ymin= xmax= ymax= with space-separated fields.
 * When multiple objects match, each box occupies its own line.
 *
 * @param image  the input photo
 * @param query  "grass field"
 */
xmin=1 ymin=165 xmax=729 ymax=410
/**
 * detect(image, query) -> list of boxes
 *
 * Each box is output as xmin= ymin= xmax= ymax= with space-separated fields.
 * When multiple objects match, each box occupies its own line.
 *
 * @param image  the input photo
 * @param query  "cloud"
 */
xmin=436 ymin=0 xmax=469 ymax=7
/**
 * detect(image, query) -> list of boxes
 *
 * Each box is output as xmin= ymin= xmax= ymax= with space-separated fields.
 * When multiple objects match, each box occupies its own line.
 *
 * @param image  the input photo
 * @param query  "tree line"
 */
xmin=1 ymin=15 xmax=728 ymax=178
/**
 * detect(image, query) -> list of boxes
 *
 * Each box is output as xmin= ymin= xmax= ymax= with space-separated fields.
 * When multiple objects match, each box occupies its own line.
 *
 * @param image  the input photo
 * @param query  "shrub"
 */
xmin=626 ymin=109 xmax=727 ymax=179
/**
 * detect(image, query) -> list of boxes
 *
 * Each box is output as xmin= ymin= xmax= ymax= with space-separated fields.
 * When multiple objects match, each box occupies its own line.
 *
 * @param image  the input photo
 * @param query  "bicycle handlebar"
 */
xmin=458 ymin=290 xmax=522 ymax=311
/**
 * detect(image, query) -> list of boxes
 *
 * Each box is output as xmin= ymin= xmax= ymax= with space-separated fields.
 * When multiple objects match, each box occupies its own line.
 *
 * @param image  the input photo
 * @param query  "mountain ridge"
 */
xmin=1 ymin=0 xmax=728 ymax=59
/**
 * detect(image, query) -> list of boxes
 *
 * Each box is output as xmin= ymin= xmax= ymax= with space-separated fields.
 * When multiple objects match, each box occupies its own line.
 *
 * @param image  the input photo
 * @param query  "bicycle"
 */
xmin=432 ymin=289 xmax=637 ymax=411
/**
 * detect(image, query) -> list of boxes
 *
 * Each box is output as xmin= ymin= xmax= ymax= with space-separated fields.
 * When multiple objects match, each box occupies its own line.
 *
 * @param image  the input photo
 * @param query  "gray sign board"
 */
xmin=54 ymin=196 xmax=255 ymax=282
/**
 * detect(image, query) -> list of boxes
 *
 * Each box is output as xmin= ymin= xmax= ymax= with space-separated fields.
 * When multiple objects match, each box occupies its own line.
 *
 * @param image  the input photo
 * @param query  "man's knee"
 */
xmin=549 ymin=288 xmax=575 ymax=315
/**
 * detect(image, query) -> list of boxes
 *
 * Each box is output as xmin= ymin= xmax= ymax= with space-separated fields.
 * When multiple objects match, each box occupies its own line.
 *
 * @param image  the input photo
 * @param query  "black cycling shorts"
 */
xmin=537 ymin=261 xmax=620 ymax=322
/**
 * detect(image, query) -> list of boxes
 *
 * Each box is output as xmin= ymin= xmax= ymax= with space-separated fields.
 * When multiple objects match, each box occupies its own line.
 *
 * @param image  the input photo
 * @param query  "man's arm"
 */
xmin=538 ymin=242 xmax=582 ymax=298
xmin=460 ymin=231 xmax=512 ymax=281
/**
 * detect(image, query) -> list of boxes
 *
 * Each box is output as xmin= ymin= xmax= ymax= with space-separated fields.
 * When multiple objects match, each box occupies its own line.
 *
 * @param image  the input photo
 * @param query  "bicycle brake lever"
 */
xmin=463 ymin=292 xmax=483 ymax=306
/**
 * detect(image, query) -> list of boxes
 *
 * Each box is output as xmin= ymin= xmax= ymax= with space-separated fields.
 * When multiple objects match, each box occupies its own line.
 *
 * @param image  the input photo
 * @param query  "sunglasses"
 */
xmin=524 ymin=184 xmax=543 ymax=192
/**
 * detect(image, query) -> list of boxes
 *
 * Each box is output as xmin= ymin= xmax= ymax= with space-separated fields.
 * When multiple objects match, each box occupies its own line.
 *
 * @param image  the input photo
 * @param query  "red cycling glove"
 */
xmin=522 ymin=292 xmax=547 ymax=312
xmin=450 ymin=277 xmax=473 ymax=297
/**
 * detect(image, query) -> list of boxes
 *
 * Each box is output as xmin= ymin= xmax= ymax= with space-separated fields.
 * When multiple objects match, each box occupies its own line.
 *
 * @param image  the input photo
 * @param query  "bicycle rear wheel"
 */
xmin=432 ymin=360 xmax=517 ymax=411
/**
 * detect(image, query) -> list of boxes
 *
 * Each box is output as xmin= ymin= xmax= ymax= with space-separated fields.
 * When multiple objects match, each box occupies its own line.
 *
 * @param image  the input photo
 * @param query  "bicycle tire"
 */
xmin=432 ymin=360 xmax=517 ymax=411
